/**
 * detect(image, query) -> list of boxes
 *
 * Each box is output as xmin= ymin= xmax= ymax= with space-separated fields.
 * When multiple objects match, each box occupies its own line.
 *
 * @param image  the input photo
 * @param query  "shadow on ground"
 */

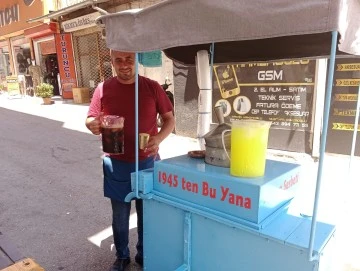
xmin=0 ymin=108 xmax=142 ymax=271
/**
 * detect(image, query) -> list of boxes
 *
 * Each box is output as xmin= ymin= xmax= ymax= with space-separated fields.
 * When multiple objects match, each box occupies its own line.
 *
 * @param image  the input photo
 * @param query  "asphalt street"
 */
xmin=0 ymin=103 xmax=143 ymax=270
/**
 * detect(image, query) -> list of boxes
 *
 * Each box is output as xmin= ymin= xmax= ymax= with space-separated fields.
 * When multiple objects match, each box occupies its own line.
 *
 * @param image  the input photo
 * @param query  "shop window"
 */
xmin=0 ymin=46 xmax=11 ymax=83
xmin=10 ymin=37 xmax=31 ymax=76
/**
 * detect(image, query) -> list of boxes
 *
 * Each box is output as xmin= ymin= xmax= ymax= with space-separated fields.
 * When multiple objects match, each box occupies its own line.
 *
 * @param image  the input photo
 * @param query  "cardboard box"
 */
xmin=72 ymin=87 xmax=90 ymax=104
xmin=1 ymin=258 xmax=45 ymax=271
xmin=0 ymin=232 xmax=44 ymax=271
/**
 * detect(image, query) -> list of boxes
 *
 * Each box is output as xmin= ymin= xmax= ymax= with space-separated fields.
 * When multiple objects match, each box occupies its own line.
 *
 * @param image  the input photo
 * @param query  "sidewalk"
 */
xmin=0 ymin=94 xmax=91 ymax=134
xmin=1 ymin=93 xmax=359 ymax=270
xmin=0 ymin=93 xmax=199 ymax=158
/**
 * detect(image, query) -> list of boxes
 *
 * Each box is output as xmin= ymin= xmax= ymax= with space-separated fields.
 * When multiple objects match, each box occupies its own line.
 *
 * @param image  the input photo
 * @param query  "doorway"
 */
xmin=43 ymin=54 xmax=60 ymax=96
xmin=34 ymin=36 xmax=59 ymax=96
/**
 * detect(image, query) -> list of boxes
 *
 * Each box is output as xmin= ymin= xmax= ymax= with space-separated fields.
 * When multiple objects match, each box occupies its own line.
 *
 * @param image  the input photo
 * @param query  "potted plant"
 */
xmin=35 ymin=83 xmax=53 ymax=105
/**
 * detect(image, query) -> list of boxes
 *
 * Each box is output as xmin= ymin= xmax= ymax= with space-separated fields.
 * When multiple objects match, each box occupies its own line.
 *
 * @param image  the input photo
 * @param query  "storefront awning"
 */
xmin=24 ymin=22 xmax=59 ymax=39
xmin=27 ymin=0 xmax=109 ymax=23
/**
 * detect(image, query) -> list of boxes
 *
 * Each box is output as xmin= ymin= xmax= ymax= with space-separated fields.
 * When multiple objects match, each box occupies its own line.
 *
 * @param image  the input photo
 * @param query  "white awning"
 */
xmin=98 ymin=0 xmax=360 ymax=65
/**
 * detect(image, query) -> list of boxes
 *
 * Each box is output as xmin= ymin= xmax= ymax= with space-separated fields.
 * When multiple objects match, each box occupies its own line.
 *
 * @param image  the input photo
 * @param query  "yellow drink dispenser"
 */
xmin=222 ymin=120 xmax=271 ymax=177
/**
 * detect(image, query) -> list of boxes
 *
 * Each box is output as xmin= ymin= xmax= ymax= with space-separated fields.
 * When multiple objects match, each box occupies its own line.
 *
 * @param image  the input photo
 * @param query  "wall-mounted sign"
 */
xmin=0 ymin=4 xmax=19 ymax=27
xmin=212 ymin=60 xmax=316 ymax=132
xmin=55 ymin=33 xmax=77 ymax=99
xmin=61 ymin=12 xmax=100 ymax=32
xmin=326 ymin=58 xmax=360 ymax=156
xmin=0 ymin=0 xmax=43 ymax=35
xmin=40 ymin=40 xmax=56 ymax=55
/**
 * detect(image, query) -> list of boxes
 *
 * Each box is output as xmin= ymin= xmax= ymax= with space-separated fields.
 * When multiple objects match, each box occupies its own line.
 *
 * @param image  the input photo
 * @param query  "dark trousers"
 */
xmin=110 ymin=199 xmax=143 ymax=259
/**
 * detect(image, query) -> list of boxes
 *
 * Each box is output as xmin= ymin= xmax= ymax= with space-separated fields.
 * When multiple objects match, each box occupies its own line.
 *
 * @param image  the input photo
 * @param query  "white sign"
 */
xmin=60 ymin=0 xmax=87 ymax=8
xmin=61 ymin=12 xmax=100 ymax=32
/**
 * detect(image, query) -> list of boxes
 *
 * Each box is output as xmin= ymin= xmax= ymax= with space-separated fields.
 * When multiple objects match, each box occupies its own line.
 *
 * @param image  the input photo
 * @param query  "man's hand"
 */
xmin=144 ymin=111 xmax=175 ymax=157
xmin=144 ymin=135 xmax=161 ymax=157
xmin=86 ymin=116 xmax=101 ymax=135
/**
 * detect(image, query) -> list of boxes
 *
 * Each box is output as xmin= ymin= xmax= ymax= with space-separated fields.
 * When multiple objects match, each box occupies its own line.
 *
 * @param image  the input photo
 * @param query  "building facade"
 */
xmin=0 ymin=0 xmax=59 ymax=95
xmin=1 ymin=0 xmax=169 ymax=98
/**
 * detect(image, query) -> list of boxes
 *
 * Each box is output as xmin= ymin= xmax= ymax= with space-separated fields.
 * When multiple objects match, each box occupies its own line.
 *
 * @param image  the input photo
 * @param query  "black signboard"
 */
xmin=212 ymin=60 xmax=316 ymax=153
xmin=326 ymin=58 xmax=360 ymax=156
xmin=213 ymin=60 xmax=316 ymax=131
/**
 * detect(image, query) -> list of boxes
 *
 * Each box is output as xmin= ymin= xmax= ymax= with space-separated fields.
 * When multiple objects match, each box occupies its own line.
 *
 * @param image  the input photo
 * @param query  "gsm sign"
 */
xmin=23 ymin=0 xmax=35 ymax=6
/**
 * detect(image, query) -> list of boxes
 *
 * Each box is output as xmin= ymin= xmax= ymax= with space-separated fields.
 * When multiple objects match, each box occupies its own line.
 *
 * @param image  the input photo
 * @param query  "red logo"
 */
xmin=280 ymin=174 xmax=299 ymax=190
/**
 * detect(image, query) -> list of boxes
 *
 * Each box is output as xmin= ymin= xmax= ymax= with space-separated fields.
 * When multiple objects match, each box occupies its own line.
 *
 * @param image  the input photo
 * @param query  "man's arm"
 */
xmin=85 ymin=84 xmax=102 ymax=135
xmin=156 ymin=111 xmax=175 ymax=142
xmin=145 ymin=111 xmax=175 ymax=156
xmin=85 ymin=116 xmax=101 ymax=135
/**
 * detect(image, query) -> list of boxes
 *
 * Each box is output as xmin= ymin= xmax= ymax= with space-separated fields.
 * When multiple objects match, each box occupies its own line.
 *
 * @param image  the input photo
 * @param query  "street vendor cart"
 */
xmin=97 ymin=0 xmax=360 ymax=270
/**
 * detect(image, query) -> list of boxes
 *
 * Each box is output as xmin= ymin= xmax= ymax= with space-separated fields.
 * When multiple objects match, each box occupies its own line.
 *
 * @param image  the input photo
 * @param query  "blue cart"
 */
xmin=97 ymin=0 xmax=360 ymax=270
xmin=130 ymin=156 xmax=335 ymax=270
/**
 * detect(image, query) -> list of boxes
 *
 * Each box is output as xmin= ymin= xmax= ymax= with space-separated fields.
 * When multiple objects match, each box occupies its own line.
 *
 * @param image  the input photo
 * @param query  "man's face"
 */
xmin=111 ymin=51 xmax=135 ymax=84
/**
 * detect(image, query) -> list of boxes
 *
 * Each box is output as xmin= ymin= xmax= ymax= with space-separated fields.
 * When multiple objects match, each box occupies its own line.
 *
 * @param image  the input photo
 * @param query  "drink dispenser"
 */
xmin=222 ymin=119 xmax=271 ymax=177
xmin=101 ymin=115 xmax=125 ymax=154
xmin=203 ymin=106 xmax=231 ymax=167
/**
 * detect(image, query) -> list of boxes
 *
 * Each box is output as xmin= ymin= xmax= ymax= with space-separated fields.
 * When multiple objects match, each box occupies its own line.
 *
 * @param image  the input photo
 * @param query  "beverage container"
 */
xmin=139 ymin=133 xmax=150 ymax=150
xmin=204 ymin=105 xmax=231 ymax=167
xmin=101 ymin=115 xmax=125 ymax=154
xmin=221 ymin=120 xmax=271 ymax=177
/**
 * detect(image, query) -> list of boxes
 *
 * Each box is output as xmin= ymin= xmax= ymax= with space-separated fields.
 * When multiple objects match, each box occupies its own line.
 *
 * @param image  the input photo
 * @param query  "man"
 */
xmin=86 ymin=50 xmax=175 ymax=271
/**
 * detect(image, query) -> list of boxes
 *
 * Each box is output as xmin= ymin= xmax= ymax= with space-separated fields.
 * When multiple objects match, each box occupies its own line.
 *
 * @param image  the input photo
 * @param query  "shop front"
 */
xmin=0 ymin=0 xmax=53 ymax=95
xmin=24 ymin=22 xmax=60 ymax=96
xmin=61 ymin=12 xmax=113 ymax=97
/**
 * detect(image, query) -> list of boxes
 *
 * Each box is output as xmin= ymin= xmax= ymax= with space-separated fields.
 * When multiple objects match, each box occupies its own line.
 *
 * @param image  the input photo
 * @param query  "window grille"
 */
xmin=73 ymin=31 xmax=113 ymax=97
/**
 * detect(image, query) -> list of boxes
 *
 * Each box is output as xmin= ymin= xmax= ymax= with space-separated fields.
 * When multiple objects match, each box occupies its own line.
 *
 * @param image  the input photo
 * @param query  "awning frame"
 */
xmin=27 ymin=0 xmax=109 ymax=23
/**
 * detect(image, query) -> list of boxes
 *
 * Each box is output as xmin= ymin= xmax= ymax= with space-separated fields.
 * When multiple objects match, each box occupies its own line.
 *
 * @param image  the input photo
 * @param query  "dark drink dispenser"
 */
xmin=101 ymin=115 xmax=125 ymax=154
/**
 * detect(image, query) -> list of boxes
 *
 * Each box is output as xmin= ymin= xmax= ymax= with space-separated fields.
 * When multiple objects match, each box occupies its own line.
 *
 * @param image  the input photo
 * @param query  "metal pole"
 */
xmin=210 ymin=43 xmax=215 ymax=81
xmin=135 ymin=52 xmax=139 ymax=198
xmin=348 ymin=84 xmax=360 ymax=177
xmin=308 ymin=31 xmax=338 ymax=261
